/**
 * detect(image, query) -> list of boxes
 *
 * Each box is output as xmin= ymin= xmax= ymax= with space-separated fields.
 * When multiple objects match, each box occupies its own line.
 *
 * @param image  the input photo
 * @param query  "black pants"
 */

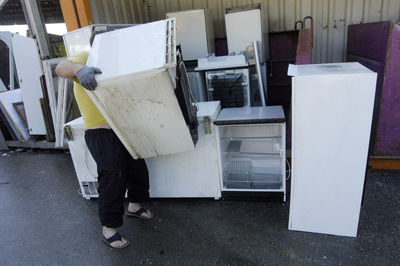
xmin=85 ymin=128 xmax=150 ymax=228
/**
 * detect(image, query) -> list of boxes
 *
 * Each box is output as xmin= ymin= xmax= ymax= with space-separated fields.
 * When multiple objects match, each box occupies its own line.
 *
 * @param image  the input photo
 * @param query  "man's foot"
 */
xmin=126 ymin=202 xmax=153 ymax=219
xmin=102 ymin=226 xmax=129 ymax=248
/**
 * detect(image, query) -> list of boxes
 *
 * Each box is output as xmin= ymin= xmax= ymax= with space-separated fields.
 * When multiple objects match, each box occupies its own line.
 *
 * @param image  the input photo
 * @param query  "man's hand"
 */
xmin=75 ymin=66 xmax=102 ymax=91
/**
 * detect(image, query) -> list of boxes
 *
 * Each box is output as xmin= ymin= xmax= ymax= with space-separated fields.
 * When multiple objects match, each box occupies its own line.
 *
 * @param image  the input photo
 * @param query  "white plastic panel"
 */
xmin=0 ymin=89 xmax=30 ymax=140
xmin=225 ymin=9 xmax=262 ymax=55
xmin=11 ymin=33 xmax=46 ymax=135
xmin=167 ymin=9 xmax=210 ymax=60
xmin=289 ymin=62 xmax=377 ymax=237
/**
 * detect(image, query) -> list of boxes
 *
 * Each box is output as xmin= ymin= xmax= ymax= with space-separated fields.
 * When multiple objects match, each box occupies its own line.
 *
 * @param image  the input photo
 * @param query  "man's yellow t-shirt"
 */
xmin=68 ymin=52 xmax=107 ymax=129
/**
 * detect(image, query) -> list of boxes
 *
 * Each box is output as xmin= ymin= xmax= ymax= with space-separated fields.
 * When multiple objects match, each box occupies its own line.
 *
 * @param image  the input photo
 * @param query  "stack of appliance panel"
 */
xmin=85 ymin=19 xmax=197 ymax=159
xmin=0 ymin=32 xmax=46 ymax=137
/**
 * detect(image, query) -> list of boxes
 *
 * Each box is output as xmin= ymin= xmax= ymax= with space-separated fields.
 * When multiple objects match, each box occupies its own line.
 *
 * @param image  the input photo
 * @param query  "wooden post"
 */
xmin=59 ymin=0 xmax=80 ymax=32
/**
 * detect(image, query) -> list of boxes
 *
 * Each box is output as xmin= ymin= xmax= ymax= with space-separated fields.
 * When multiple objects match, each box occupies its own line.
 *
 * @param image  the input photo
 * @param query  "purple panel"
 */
xmin=268 ymin=31 xmax=299 ymax=149
xmin=346 ymin=22 xmax=391 ymax=155
xmin=375 ymin=23 xmax=400 ymax=156
xmin=347 ymin=22 xmax=390 ymax=61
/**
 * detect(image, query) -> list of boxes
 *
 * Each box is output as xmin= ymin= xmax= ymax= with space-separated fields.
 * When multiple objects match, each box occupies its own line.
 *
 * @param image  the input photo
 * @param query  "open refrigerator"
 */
xmin=214 ymin=106 xmax=286 ymax=200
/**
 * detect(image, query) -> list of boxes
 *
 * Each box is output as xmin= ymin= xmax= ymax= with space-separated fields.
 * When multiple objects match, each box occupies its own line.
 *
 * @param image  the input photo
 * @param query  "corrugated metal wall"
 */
xmin=89 ymin=0 xmax=400 ymax=63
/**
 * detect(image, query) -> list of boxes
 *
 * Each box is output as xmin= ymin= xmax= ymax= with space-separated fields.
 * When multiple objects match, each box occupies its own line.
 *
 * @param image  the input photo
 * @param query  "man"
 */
xmin=56 ymin=33 xmax=153 ymax=249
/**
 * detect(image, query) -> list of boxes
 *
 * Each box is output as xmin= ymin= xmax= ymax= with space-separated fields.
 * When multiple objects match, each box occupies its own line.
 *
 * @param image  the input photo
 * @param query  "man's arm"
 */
xmin=55 ymin=60 xmax=102 ymax=91
xmin=55 ymin=60 xmax=84 ymax=79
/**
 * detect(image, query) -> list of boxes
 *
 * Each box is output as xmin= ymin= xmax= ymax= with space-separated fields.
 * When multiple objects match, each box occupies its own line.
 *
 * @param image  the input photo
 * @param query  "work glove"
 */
xmin=75 ymin=66 xmax=102 ymax=91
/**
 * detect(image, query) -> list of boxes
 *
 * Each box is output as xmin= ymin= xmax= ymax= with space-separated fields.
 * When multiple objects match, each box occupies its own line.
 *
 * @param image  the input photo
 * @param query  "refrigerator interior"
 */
xmin=217 ymin=124 xmax=284 ymax=191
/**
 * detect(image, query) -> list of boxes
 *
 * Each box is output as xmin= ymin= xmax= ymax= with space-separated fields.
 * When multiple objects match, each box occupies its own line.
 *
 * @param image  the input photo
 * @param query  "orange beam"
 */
xmin=59 ymin=0 xmax=80 ymax=32
xmin=369 ymin=158 xmax=400 ymax=170
xmin=75 ymin=0 xmax=93 ymax=27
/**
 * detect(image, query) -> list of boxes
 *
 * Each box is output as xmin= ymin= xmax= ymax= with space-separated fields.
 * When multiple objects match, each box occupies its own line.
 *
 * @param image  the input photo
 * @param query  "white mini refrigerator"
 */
xmin=214 ymin=106 xmax=286 ymax=200
xmin=288 ymin=63 xmax=377 ymax=237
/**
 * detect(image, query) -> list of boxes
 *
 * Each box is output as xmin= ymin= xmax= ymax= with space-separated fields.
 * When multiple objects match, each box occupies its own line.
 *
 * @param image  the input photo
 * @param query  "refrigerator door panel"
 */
xmin=11 ymin=34 xmax=46 ymax=135
xmin=225 ymin=9 xmax=262 ymax=56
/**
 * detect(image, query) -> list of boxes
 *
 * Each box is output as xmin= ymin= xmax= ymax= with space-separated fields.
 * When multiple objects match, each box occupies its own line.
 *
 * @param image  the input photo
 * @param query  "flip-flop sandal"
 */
xmin=125 ymin=207 xmax=154 ymax=220
xmin=102 ymin=232 xmax=130 ymax=249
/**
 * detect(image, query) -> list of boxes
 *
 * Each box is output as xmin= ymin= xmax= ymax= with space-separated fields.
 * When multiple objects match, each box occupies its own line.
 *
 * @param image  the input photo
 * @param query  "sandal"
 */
xmin=125 ymin=207 xmax=154 ymax=220
xmin=102 ymin=232 xmax=130 ymax=249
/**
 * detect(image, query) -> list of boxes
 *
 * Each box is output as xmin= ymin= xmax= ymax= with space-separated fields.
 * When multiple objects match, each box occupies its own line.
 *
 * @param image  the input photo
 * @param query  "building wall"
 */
xmin=89 ymin=0 xmax=400 ymax=63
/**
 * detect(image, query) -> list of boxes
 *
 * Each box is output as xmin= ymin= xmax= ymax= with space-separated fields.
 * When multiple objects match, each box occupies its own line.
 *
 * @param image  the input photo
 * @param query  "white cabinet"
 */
xmin=288 ymin=63 xmax=377 ymax=237
xmin=214 ymin=106 xmax=286 ymax=200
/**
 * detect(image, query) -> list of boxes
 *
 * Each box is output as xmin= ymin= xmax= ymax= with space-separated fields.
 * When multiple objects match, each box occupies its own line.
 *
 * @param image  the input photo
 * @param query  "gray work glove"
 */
xmin=75 ymin=66 xmax=102 ymax=91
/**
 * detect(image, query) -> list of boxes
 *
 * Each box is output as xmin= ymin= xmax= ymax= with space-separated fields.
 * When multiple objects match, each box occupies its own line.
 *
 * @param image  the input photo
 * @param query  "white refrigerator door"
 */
xmin=11 ymin=34 xmax=46 ymax=135
xmin=167 ymin=9 xmax=209 ymax=60
xmin=225 ymin=9 xmax=262 ymax=55
xmin=288 ymin=63 xmax=377 ymax=237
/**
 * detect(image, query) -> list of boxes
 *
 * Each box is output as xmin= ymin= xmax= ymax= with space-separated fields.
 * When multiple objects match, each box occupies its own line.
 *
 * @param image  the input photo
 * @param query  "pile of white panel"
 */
xmin=85 ymin=19 xmax=196 ymax=159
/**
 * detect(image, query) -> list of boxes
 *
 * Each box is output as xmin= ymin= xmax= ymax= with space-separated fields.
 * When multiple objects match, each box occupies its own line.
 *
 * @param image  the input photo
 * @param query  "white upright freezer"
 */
xmin=288 ymin=63 xmax=377 ymax=237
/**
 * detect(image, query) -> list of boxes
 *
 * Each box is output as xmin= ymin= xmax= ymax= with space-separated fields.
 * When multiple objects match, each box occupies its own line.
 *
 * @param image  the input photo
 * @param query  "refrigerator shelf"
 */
xmin=220 ymin=124 xmax=282 ymax=138
xmin=220 ymin=136 xmax=282 ymax=140
xmin=224 ymin=139 xmax=281 ymax=154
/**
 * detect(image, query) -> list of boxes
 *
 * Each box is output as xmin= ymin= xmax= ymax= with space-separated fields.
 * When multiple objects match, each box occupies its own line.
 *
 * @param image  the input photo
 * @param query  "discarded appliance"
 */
xmin=288 ymin=63 xmax=377 ymax=237
xmin=347 ymin=21 xmax=400 ymax=156
xmin=166 ymin=9 xmax=215 ymax=61
xmin=0 ymin=89 xmax=30 ymax=140
xmin=64 ymin=117 xmax=98 ymax=199
xmin=225 ymin=6 xmax=265 ymax=60
xmin=196 ymin=55 xmax=250 ymax=108
xmin=66 ymin=102 xmax=221 ymax=199
xmin=86 ymin=19 xmax=197 ymax=159
xmin=214 ymin=106 xmax=286 ymax=201
xmin=0 ymin=32 xmax=46 ymax=135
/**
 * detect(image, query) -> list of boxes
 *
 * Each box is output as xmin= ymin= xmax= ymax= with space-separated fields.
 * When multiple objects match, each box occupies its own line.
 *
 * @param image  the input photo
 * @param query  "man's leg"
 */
xmin=126 ymin=157 xmax=152 ymax=218
xmin=85 ymin=128 xmax=129 ymax=248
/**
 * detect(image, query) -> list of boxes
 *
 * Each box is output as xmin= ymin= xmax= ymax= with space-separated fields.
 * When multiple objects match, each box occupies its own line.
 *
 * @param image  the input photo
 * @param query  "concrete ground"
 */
xmin=0 ymin=150 xmax=399 ymax=265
